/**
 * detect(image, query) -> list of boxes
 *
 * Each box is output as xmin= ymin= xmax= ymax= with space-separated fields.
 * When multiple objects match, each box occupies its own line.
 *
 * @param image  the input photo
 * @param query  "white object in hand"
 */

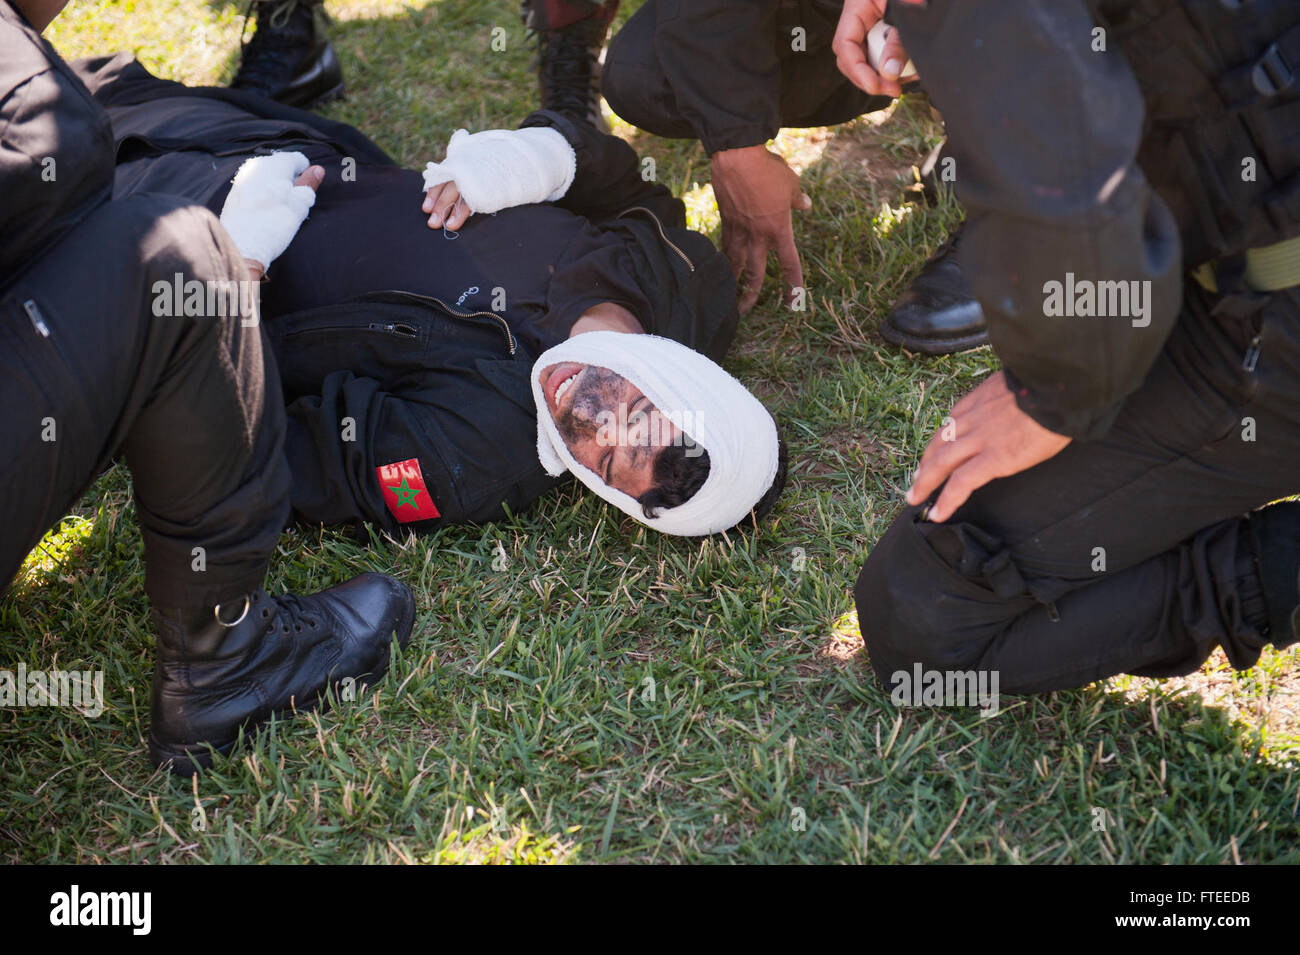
xmin=219 ymin=151 xmax=317 ymax=269
xmin=866 ymin=20 xmax=918 ymax=80
xmin=421 ymin=126 xmax=576 ymax=216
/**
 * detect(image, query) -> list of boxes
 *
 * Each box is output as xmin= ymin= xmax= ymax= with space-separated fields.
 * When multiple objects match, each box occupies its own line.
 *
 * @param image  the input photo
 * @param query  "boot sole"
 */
xmin=878 ymin=321 xmax=990 ymax=356
xmin=149 ymin=653 xmax=391 ymax=776
xmin=293 ymin=80 xmax=345 ymax=111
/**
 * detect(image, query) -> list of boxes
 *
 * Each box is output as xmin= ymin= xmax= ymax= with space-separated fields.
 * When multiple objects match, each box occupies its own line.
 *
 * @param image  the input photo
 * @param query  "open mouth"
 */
xmin=543 ymin=362 xmax=584 ymax=412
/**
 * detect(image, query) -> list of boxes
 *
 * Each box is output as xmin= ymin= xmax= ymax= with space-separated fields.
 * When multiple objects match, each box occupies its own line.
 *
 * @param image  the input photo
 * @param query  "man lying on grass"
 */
xmin=77 ymin=54 xmax=787 ymax=539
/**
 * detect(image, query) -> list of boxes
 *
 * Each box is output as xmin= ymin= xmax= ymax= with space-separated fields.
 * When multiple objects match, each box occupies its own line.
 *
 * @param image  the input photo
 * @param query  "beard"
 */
xmin=553 ymin=366 xmax=625 ymax=446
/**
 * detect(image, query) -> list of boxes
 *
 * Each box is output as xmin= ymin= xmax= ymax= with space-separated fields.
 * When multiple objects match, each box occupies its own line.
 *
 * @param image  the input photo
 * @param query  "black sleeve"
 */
xmin=283 ymin=367 xmax=561 ymax=533
xmin=520 ymin=108 xmax=686 ymax=227
xmin=544 ymin=228 xmax=658 ymax=332
xmin=891 ymin=0 xmax=1184 ymax=440
xmin=652 ymin=0 xmax=783 ymax=154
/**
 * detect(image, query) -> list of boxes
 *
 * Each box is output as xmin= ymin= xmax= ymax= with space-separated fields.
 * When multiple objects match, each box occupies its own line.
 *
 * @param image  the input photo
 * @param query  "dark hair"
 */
xmin=635 ymin=428 xmax=790 ymax=534
xmin=637 ymin=444 xmax=711 ymax=519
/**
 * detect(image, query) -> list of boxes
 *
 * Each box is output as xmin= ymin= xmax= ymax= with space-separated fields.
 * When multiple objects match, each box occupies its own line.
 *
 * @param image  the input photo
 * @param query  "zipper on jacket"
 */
xmin=23 ymin=299 xmax=50 ymax=338
xmin=1242 ymin=334 xmax=1261 ymax=372
xmin=377 ymin=289 xmax=516 ymax=355
xmin=617 ymin=206 xmax=696 ymax=272
xmin=285 ymin=320 xmax=418 ymax=339
xmin=369 ymin=321 xmax=418 ymax=338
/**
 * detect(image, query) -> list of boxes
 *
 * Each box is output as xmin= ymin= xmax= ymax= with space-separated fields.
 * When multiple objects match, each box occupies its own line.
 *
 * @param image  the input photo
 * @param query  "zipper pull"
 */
xmin=1242 ymin=335 xmax=1261 ymax=372
xmin=23 ymin=299 xmax=50 ymax=338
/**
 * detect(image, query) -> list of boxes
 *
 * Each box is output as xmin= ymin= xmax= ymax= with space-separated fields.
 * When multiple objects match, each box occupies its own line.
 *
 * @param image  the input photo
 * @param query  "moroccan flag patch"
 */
xmin=376 ymin=458 xmax=441 ymax=522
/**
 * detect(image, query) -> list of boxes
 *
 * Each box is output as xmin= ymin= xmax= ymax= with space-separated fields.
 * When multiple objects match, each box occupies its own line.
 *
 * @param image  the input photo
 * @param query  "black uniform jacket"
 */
xmin=71 ymin=54 xmax=739 ymax=535
xmin=0 ymin=0 xmax=114 ymax=295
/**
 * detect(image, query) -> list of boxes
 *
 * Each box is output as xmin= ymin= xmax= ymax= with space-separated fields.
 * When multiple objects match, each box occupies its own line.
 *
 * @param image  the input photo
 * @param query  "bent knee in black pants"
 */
xmin=601 ymin=0 xmax=891 ymax=142
xmin=1 ymin=193 xmax=288 ymax=607
xmin=854 ymin=283 xmax=1300 ymax=694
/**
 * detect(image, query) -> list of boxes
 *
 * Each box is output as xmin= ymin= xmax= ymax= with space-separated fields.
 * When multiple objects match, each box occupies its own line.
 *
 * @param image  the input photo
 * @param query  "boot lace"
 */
xmin=235 ymin=0 xmax=313 ymax=91
xmin=536 ymin=28 xmax=602 ymax=126
xmin=261 ymin=591 xmax=323 ymax=636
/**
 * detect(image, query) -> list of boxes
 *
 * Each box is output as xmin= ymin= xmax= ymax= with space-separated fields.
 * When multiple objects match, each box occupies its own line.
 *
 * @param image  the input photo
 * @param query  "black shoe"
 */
xmin=231 ymin=0 xmax=344 ymax=109
xmin=536 ymin=17 xmax=610 ymax=131
xmin=149 ymin=573 xmax=416 ymax=775
xmin=1248 ymin=502 xmax=1300 ymax=647
xmin=880 ymin=225 xmax=988 ymax=355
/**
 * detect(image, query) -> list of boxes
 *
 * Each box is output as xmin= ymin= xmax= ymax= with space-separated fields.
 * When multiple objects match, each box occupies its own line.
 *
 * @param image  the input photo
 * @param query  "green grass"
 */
xmin=2 ymin=0 xmax=1296 ymax=864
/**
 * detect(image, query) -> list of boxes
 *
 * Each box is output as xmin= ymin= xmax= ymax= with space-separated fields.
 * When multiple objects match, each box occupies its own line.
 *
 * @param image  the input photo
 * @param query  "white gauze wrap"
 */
xmin=421 ymin=127 xmax=576 ymax=215
xmin=219 ymin=151 xmax=317 ymax=268
xmin=531 ymin=332 xmax=780 ymax=537
xmin=866 ymin=20 xmax=918 ymax=79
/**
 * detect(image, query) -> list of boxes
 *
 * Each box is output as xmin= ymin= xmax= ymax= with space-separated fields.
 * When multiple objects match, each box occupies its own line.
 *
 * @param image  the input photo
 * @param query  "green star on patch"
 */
xmin=388 ymin=476 xmax=423 ymax=509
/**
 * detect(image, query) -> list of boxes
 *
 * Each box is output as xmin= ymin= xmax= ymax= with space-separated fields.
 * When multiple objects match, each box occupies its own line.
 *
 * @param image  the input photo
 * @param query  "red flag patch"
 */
xmin=376 ymin=458 xmax=441 ymax=523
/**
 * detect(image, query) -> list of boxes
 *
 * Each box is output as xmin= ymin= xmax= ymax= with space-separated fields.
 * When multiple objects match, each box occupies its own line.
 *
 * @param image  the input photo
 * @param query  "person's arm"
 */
xmin=896 ymin=0 xmax=1183 ymax=439
xmin=528 ymin=230 xmax=660 ymax=345
xmin=892 ymin=0 xmax=1182 ymax=440
xmin=654 ymin=0 xmax=811 ymax=313
xmin=875 ymin=0 xmax=1184 ymax=521
xmin=283 ymin=368 xmax=561 ymax=531
xmin=520 ymin=109 xmax=687 ymax=226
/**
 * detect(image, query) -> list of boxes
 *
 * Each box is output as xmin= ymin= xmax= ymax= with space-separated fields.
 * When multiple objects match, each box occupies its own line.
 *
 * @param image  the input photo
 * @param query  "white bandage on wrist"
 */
xmin=420 ymin=126 xmax=577 ymax=216
xmin=219 ymin=151 xmax=318 ymax=270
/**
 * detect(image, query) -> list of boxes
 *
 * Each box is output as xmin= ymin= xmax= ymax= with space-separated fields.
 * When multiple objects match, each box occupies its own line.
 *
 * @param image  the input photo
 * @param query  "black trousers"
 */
xmin=1 ymin=194 xmax=289 ymax=609
xmin=601 ymin=0 xmax=891 ymax=143
xmin=855 ymin=279 xmax=1300 ymax=692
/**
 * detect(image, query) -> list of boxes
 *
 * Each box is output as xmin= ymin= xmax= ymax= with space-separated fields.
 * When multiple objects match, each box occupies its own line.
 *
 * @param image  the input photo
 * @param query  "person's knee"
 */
xmin=854 ymin=510 xmax=1018 ymax=685
xmin=601 ymin=12 xmax=688 ymax=137
xmin=601 ymin=30 xmax=649 ymax=128
xmin=116 ymin=194 xmax=246 ymax=289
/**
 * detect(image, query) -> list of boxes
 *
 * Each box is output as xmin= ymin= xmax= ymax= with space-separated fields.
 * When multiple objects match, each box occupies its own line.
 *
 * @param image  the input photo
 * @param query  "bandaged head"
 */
xmin=532 ymin=331 xmax=780 ymax=537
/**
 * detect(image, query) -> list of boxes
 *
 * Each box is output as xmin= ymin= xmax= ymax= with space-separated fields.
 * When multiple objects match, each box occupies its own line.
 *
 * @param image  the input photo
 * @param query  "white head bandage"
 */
xmin=421 ymin=126 xmax=576 ymax=216
xmin=531 ymin=332 xmax=780 ymax=537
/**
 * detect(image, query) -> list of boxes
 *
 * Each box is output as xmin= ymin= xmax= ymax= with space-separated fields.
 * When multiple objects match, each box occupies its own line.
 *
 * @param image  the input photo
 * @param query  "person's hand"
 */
xmin=906 ymin=371 xmax=1073 ymax=522
xmin=711 ymin=145 xmax=811 ymax=313
xmin=832 ymin=0 xmax=918 ymax=97
xmin=219 ymin=152 xmax=324 ymax=272
xmin=243 ymin=163 xmax=323 ymax=279
xmin=422 ymin=179 xmax=471 ymax=231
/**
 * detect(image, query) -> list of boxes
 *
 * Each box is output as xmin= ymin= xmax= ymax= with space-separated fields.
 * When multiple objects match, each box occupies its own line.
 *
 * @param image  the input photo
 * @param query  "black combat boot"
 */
xmin=880 ymin=223 xmax=989 ymax=355
xmin=231 ymin=0 xmax=344 ymax=109
xmin=536 ymin=15 xmax=611 ymax=131
xmin=149 ymin=573 xmax=416 ymax=775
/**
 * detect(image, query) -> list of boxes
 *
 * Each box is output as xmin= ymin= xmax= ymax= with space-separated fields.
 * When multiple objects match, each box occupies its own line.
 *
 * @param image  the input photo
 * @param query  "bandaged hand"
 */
xmin=420 ymin=126 xmax=576 ymax=227
xmin=219 ymin=152 xmax=321 ymax=271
